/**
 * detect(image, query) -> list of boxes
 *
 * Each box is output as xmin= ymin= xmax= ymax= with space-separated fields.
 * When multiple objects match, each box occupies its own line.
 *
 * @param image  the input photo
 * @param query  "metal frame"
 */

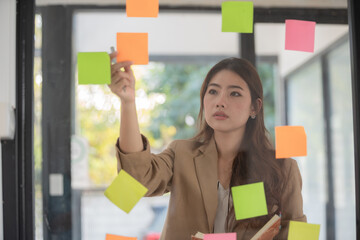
xmin=40 ymin=6 xmax=73 ymax=240
xmin=2 ymin=0 xmax=35 ymax=240
xmin=348 ymin=0 xmax=360 ymax=237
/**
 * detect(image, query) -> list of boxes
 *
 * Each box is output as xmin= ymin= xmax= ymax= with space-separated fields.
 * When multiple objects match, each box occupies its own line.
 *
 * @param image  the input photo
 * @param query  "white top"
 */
xmin=214 ymin=181 xmax=230 ymax=233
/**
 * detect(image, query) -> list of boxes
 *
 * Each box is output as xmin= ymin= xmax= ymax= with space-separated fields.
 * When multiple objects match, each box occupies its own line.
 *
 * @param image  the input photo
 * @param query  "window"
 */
xmin=32 ymin=4 xmax=355 ymax=240
xmin=286 ymin=35 xmax=355 ymax=239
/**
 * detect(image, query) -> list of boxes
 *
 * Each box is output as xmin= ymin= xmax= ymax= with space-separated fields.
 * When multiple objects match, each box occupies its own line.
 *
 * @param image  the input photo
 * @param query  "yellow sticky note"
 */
xmin=106 ymin=234 xmax=137 ymax=240
xmin=116 ymin=32 xmax=149 ymax=65
xmin=222 ymin=1 xmax=254 ymax=33
xmin=126 ymin=0 xmax=159 ymax=17
xmin=77 ymin=52 xmax=111 ymax=85
xmin=231 ymin=182 xmax=268 ymax=220
xmin=288 ymin=221 xmax=320 ymax=240
xmin=104 ymin=170 xmax=148 ymax=213
xmin=275 ymin=126 xmax=307 ymax=159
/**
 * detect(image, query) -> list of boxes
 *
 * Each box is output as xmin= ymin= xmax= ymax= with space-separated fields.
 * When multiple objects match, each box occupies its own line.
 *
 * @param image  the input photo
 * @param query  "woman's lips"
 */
xmin=213 ymin=111 xmax=229 ymax=120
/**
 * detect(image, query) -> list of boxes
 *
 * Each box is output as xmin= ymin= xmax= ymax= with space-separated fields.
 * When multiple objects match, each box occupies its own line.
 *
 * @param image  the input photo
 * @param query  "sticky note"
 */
xmin=77 ymin=52 xmax=111 ymax=84
xmin=288 ymin=221 xmax=320 ymax=240
xmin=275 ymin=126 xmax=307 ymax=159
xmin=104 ymin=170 xmax=148 ymax=213
xmin=106 ymin=234 xmax=137 ymax=240
xmin=126 ymin=0 xmax=159 ymax=17
xmin=117 ymin=33 xmax=148 ymax=65
xmin=222 ymin=1 xmax=253 ymax=33
xmin=285 ymin=19 xmax=316 ymax=52
xmin=231 ymin=182 xmax=268 ymax=220
xmin=204 ymin=233 xmax=237 ymax=240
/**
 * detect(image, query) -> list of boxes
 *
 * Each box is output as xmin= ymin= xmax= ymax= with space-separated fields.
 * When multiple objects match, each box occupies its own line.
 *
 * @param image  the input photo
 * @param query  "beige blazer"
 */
xmin=116 ymin=135 xmax=306 ymax=240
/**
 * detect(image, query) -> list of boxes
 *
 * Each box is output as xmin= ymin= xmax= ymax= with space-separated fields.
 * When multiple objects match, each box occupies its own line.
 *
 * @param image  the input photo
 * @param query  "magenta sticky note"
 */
xmin=204 ymin=233 xmax=236 ymax=240
xmin=285 ymin=19 xmax=316 ymax=52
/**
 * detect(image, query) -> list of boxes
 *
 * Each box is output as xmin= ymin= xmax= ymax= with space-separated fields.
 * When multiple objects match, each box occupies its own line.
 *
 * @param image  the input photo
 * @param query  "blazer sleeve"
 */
xmin=115 ymin=134 xmax=176 ymax=197
xmin=275 ymin=158 xmax=307 ymax=240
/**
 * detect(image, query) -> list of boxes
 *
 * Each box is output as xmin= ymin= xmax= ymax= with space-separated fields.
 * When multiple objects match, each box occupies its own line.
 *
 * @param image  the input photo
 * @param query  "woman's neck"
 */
xmin=214 ymin=130 xmax=245 ymax=161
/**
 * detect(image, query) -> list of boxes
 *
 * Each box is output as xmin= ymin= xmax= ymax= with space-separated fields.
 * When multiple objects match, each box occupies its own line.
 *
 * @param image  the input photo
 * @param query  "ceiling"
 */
xmin=36 ymin=0 xmax=347 ymax=8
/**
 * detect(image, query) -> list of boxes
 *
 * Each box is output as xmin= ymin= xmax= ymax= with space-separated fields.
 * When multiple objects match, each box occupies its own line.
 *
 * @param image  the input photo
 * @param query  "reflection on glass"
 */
xmin=287 ymin=60 xmax=327 ymax=240
xmin=34 ymin=13 xmax=43 ymax=240
xmin=328 ymin=39 xmax=356 ymax=239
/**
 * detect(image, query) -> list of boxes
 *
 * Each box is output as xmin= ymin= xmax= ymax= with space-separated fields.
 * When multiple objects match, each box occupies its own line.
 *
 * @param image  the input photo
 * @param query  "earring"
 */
xmin=251 ymin=114 xmax=256 ymax=119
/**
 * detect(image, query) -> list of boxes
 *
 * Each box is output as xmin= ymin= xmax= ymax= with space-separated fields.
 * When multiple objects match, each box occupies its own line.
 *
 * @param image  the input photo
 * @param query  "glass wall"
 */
xmin=286 ymin=36 xmax=355 ymax=239
xmin=286 ymin=60 xmax=327 ymax=239
xmin=33 ymin=4 xmax=355 ymax=240
xmin=327 ymin=39 xmax=356 ymax=239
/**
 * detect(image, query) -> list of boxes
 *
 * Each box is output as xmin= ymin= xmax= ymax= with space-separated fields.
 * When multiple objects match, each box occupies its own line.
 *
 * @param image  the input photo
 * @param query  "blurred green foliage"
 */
xmin=142 ymin=63 xmax=215 ymax=144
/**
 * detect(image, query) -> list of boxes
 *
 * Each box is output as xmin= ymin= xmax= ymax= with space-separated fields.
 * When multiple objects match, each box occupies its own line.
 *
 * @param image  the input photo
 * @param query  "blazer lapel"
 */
xmin=194 ymin=137 xmax=218 ymax=232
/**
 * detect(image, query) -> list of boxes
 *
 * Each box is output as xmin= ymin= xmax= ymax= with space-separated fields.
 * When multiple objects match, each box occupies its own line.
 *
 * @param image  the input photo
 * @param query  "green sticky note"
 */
xmin=222 ymin=1 xmax=253 ymax=33
xmin=77 ymin=52 xmax=111 ymax=84
xmin=231 ymin=182 xmax=268 ymax=220
xmin=288 ymin=221 xmax=320 ymax=240
xmin=104 ymin=170 xmax=148 ymax=213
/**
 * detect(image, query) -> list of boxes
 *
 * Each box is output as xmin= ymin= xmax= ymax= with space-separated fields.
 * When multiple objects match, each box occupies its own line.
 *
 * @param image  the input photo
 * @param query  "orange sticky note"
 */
xmin=106 ymin=234 xmax=137 ymax=240
xmin=126 ymin=0 xmax=159 ymax=17
xmin=285 ymin=19 xmax=316 ymax=52
xmin=275 ymin=126 xmax=307 ymax=159
xmin=117 ymin=33 xmax=149 ymax=65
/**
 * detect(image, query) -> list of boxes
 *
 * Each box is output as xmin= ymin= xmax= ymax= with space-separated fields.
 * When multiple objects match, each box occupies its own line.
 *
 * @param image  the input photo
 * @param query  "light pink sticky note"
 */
xmin=285 ymin=19 xmax=316 ymax=52
xmin=204 ymin=233 xmax=236 ymax=240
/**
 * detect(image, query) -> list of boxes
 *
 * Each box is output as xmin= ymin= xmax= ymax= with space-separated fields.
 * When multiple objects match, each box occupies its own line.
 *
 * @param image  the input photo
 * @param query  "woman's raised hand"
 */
xmin=108 ymin=51 xmax=136 ymax=103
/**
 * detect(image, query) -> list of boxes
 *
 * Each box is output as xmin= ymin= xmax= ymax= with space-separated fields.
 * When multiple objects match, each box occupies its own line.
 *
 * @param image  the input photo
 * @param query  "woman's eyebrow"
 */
xmin=209 ymin=83 xmax=244 ymax=90
xmin=208 ymin=83 xmax=221 ymax=88
xmin=228 ymin=85 xmax=244 ymax=90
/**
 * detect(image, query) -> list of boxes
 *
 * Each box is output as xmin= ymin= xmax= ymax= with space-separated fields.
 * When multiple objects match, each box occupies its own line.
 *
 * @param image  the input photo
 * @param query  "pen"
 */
xmin=110 ymin=46 xmax=116 ymax=65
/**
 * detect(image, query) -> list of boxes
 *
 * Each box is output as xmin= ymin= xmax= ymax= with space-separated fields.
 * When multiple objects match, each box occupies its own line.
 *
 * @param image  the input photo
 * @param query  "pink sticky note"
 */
xmin=285 ymin=19 xmax=316 ymax=52
xmin=204 ymin=233 xmax=236 ymax=240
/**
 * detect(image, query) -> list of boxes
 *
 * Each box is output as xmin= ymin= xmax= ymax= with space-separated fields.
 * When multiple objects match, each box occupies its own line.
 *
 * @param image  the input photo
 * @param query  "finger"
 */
xmin=111 ymin=75 xmax=128 ymax=87
xmin=109 ymin=51 xmax=118 ymax=59
xmin=111 ymin=71 xmax=131 ymax=83
xmin=124 ymin=64 xmax=134 ymax=73
xmin=112 ymin=61 xmax=133 ymax=72
xmin=111 ymin=73 xmax=131 ymax=88
xmin=111 ymin=61 xmax=133 ymax=75
xmin=113 ymin=79 xmax=131 ymax=93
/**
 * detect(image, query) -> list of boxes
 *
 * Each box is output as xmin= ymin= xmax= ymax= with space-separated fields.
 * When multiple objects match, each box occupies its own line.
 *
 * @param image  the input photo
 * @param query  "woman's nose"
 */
xmin=216 ymin=93 xmax=226 ymax=108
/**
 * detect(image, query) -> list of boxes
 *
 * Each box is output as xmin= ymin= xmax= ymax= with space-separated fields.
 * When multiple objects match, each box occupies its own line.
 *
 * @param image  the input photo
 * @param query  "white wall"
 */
xmin=74 ymin=12 xmax=239 ymax=56
xmin=0 ymin=0 xmax=17 ymax=239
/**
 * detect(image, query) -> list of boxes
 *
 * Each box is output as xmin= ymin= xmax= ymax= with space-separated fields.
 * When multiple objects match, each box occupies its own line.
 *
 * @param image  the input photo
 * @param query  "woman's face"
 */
xmin=203 ymin=69 xmax=255 ymax=134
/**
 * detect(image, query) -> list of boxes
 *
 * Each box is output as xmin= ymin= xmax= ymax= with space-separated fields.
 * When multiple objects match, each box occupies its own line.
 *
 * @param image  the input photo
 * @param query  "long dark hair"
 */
xmin=194 ymin=58 xmax=285 ymax=230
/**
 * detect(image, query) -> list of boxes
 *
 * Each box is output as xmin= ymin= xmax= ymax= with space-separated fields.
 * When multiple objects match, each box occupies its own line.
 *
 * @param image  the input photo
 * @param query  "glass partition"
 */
xmin=286 ymin=35 xmax=355 ymax=239
xmin=33 ymin=3 xmax=355 ymax=240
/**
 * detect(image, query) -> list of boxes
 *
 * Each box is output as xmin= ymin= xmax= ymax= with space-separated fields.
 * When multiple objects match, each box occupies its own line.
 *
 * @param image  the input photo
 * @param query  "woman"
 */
xmin=108 ymin=54 xmax=306 ymax=240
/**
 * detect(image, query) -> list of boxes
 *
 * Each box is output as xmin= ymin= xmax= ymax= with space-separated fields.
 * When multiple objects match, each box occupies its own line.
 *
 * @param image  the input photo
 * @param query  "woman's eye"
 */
xmin=230 ymin=91 xmax=241 ymax=97
xmin=208 ymin=89 xmax=217 ymax=95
